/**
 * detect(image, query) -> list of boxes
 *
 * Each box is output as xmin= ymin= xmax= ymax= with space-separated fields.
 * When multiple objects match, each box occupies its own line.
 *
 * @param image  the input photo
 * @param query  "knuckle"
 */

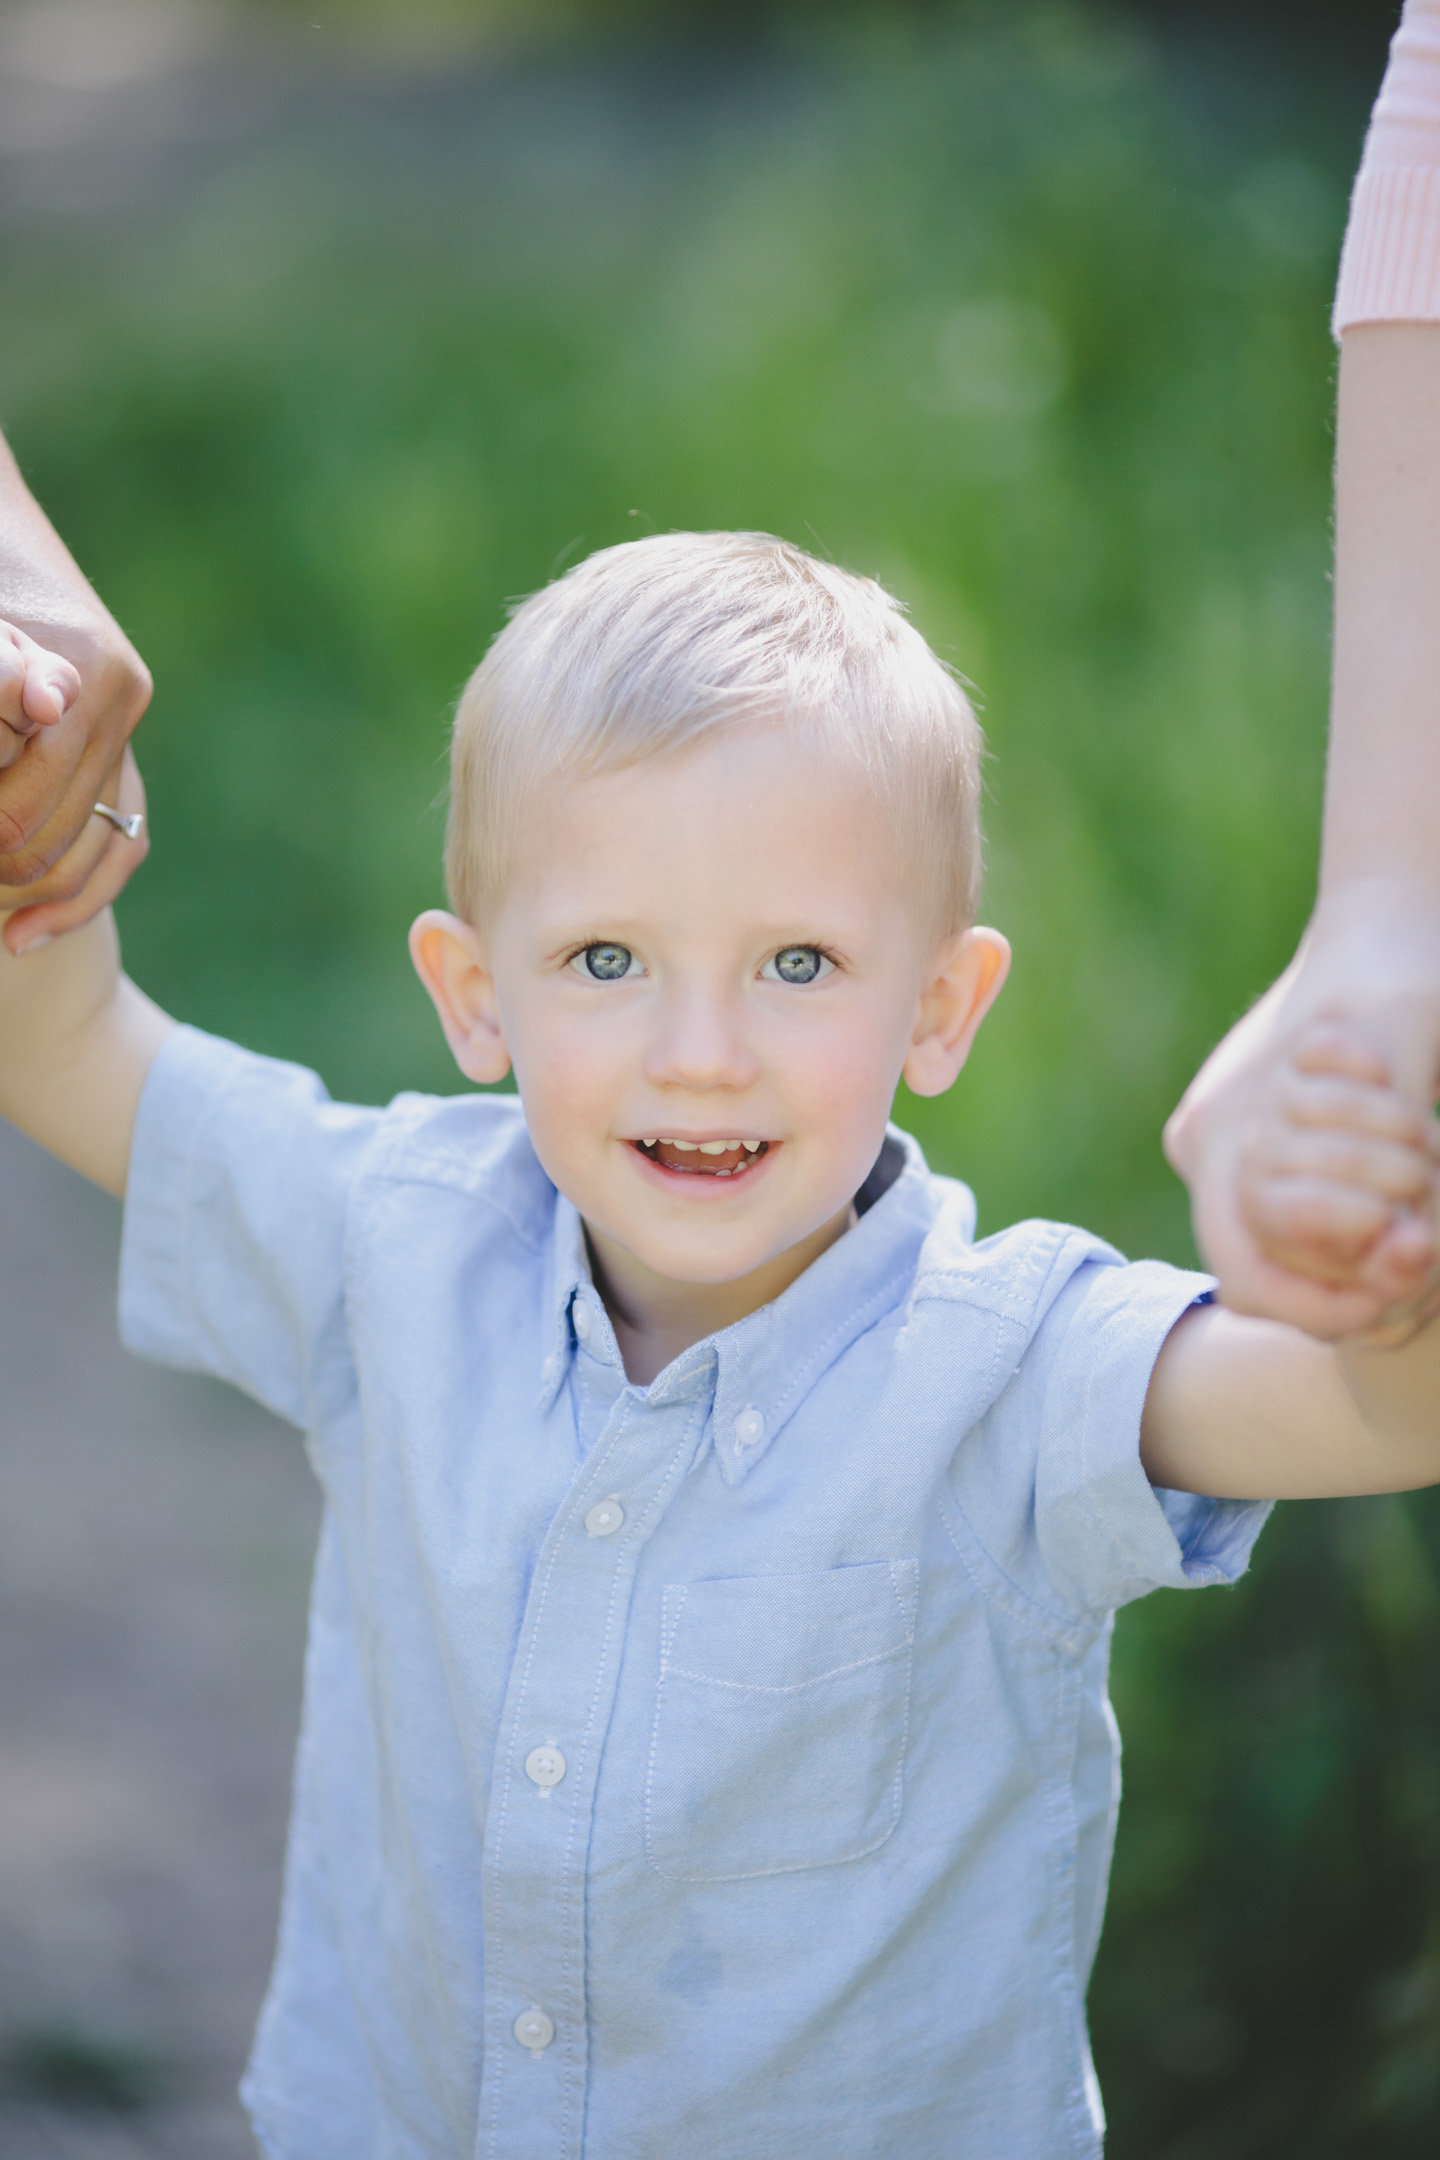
xmin=1323 ymin=1137 xmax=1370 ymax=1181
xmin=1294 ymin=1028 xmax=1387 ymax=1085
xmin=42 ymin=858 xmax=92 ymax=906
xmin=0 ymin=797 xmax=34 ymax=859
xmin=10 ymin=847 xmax=96 ymax=910
xmin=1161 ymin=1107 xmax=1199 ymax=1177
xmin=0 ymin=853 xmax=53 ymax=892
xmin=1293 ymin=1221 xmax=1375 ymax=1267
xmin=112 ymin=653 xmax=153 ymax=730
xmin=1252 ymin=1177 xmax=1380 ymax=1255
xmin=0 ymin=826 xmax=51 ymax=885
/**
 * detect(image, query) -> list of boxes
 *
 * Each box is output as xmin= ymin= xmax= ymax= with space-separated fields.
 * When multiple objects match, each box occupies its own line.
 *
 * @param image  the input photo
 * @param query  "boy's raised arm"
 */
xmin=0 ymin=757 xmax=173 ymax=1197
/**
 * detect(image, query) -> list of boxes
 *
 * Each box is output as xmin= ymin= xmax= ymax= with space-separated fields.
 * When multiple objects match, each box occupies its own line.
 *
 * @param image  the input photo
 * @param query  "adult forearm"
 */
xmin=1324 ymin=326 xmax=1440 ymax=897
xmin=1324 ymin=0 xmax=1440 ymax=895
xmin=0 ymin=435 xmax=105 ymax=633
xmin=1287 ymin=325 xmax=1440 ymax=1119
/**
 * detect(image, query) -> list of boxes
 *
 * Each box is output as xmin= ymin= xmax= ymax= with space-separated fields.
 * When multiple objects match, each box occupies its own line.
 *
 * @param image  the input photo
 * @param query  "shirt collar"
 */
xmin=537 ymin=1127 xmax=965 ymax=1481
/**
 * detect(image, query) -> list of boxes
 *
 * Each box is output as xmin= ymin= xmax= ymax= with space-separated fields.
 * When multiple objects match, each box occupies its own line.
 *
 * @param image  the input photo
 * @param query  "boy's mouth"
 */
xmin=632 ymin=1138 xmax=770 ymax=1179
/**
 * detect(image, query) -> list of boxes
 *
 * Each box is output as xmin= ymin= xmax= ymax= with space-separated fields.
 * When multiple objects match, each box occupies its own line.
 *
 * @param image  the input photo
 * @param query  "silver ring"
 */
xmin=93 ymin=801 xmax=145 ymax=840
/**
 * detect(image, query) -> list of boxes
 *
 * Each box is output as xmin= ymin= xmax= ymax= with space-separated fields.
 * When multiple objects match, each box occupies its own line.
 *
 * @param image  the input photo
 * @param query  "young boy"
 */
xmin=3 ymin=531 xmax=1440 ymax=2160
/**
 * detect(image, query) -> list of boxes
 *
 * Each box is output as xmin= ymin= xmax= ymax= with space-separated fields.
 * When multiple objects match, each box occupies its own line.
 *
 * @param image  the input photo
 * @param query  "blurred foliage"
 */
xmin=1096 ymin=1496 xmax=1440 ymax=2157
xmin=242 ymin=0 xmax=1403 ymax=67
xmin=4 ymin=2023 xmax=164 ymax=2112
xmin=6 ymin=1 xmax=1440 ymax=2152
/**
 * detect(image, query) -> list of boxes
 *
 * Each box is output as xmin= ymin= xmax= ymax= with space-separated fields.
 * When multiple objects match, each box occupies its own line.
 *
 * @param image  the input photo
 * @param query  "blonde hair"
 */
xmin=446 ymin=531 xmax=984 ymax=933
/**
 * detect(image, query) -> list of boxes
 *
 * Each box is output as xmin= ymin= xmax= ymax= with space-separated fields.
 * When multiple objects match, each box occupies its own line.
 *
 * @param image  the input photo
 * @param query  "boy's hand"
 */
xmin=0 ymin=618 xmax=82 ymax=764
xmin=0 ymin=744 xmax=148 ymax=955
xmin=1235 ymin=1017 xmax=1440 ymax=1343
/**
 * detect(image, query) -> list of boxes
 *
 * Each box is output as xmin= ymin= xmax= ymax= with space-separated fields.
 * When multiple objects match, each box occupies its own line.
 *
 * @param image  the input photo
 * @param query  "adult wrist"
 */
xmin=1307 ymin=876 xmax=1440 ymax=959
xmin=1283 ymin=882 xmax=1440 ymax=1108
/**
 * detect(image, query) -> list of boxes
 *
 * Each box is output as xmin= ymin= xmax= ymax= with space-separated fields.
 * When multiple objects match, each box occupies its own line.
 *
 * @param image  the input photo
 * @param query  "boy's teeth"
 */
xmin=639 ymin=1135 xmax=767 ymax=1163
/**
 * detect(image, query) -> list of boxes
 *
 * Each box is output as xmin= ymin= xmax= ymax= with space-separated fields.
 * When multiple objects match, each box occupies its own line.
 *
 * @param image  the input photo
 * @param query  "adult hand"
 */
xmin=1165 ymin=881 xmax=1440 ymax=1340
xmin=0 ymin=743 xmax=148 ymax=954
xmin=0 ymin=618 xmax=82 ymax=768
xmin=0 ymin=435 xmax=152 ymax=939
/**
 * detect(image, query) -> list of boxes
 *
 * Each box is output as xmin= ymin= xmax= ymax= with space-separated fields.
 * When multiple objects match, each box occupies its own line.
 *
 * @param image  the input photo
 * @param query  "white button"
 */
xmin=513 ymin=2007 xmax=555 ymax=2053
xmin=525 ymin=1744 xmax=567 ymax=1789
xmin=584 ymin=1497 xmax=624 ymax=1538
xmin=733 ymin=1406 xmax=764 ymax=1449
xmin=572 ymin=1301 xmax=592 ymax=1341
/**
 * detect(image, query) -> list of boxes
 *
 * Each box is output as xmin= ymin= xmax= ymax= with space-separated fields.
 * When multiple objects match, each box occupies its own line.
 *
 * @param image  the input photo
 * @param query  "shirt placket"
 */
xmin=476 ymin=1369 xmax=711 ymax=2160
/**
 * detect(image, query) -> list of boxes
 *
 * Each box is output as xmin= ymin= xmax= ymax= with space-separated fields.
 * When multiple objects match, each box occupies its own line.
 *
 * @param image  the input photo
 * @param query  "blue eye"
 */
xmin=572 ymin=943 xmax=636 ymax=981
xmin=762 ymin=947 xmax=832 ymax=985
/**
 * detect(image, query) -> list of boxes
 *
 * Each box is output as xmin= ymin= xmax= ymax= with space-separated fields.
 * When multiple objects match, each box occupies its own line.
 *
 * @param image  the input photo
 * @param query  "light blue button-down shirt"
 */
xmin=119 ymin=1027 xmax=1270 ymax=2160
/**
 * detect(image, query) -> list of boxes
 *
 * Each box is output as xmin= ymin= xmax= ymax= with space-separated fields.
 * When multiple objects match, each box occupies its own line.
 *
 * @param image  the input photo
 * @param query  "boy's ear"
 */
xmin=408 ymin=910 xmax=513 ymax=1085
xmin=903 ymin=926 xmax=1011 ymax=1098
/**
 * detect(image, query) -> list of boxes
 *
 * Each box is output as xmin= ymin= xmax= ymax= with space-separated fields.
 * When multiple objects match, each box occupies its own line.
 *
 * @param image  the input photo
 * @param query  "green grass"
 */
xmin=8 ymin=4 xmax=1440 ymax=2150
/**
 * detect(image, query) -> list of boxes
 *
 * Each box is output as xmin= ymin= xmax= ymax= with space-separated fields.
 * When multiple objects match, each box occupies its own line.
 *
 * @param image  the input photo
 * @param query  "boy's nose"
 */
xmin=642 ymin=988 xmax=759 ymax=1093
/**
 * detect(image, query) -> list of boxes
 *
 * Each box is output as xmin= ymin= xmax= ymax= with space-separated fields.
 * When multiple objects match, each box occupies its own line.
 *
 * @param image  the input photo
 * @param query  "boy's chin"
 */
xmin=610 ymin=1212 xmax=845 ymax=1294
xmin=618 ymin=1234 xmax=789 ymax=1290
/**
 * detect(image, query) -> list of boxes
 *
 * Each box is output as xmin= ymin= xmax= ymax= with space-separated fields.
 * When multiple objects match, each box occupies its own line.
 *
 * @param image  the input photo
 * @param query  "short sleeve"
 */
xmin=1031 ymin=1256 xmax=1271 ymax=1614
xmin=120 ymin=1025 xmax=381 ymax=1430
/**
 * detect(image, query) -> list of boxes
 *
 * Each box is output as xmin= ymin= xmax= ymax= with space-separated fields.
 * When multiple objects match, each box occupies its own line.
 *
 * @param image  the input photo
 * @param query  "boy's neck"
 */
xmin=584 ymin=1207 xmax=855 ymax=1388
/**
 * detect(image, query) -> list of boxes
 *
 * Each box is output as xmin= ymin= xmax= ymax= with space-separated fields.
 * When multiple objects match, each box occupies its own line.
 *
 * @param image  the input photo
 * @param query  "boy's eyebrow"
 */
xmin=532 ymin=918 xmax=647 ymax=954
xmin=533 ymin=912 xmax=860 ymax=942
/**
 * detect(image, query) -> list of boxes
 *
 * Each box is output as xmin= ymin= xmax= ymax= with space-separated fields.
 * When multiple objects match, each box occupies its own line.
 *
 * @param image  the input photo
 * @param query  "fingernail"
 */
xmin=12 ymin=933 xmax=53 ymax=955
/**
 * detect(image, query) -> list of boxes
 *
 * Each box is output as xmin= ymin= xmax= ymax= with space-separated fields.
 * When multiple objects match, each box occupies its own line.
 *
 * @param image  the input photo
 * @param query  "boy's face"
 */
xmin=413 ymin=726 xmax=1007 ymax=1314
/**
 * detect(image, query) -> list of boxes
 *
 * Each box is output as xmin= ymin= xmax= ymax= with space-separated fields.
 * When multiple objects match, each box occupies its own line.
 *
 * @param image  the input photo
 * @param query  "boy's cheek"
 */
xmin=786 ymin=1028 xmax=905 ymax=1139
xmin=509 ymin=1034 xmax=631 ymax=1192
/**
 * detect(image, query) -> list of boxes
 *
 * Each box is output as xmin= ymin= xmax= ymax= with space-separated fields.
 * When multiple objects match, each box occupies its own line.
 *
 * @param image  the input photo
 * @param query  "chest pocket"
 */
xmin=643 ymin=1560 xmax=919 ymax=1882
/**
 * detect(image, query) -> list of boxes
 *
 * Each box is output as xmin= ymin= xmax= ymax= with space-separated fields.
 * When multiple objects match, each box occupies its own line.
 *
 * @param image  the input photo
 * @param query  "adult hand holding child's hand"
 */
xmin=0 ymin=617 xmax=82 ymax=767
xmin=0 ymin=432 xmax=152 ymax=947
xmin=1174 ymin=932 xmax=1440 ymax=1342
xmin=1167 ymin=883 xmax=1440 ymax=1341
xmin=0 ymin=740 xmax=148 ymax=954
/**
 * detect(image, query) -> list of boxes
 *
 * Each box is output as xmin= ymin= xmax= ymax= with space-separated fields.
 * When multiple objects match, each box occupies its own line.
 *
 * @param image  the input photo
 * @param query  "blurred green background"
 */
xmin=7 ymin=0 xmax=1440 ymax=2152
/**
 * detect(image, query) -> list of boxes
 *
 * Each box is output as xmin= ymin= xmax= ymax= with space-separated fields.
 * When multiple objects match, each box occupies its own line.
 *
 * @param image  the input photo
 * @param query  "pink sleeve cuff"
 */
xmin=1334 ymin=164 xmax=1440 ymax=333
xmin=1334 ymin=0 xmax=1440 ymax=334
